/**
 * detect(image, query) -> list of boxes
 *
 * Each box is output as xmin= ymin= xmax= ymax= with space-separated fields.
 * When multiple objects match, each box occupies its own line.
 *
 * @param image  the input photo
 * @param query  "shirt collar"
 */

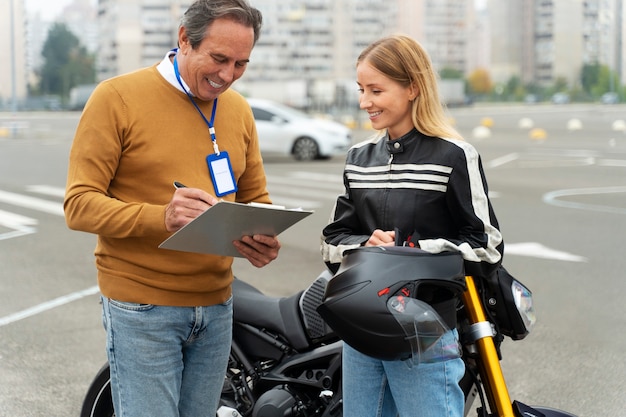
xmin=157 ymin=48 xmax=193 ymax=96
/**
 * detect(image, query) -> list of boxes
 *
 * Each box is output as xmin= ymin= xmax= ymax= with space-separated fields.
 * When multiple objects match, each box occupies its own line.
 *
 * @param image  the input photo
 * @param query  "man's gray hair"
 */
xmin=181 ymin=0 xmax=262 ymax=48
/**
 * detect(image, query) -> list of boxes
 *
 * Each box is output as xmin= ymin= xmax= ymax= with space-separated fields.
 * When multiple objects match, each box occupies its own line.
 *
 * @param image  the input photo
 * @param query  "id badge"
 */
xmin=206 ymin=151 xmax=237 ymax=197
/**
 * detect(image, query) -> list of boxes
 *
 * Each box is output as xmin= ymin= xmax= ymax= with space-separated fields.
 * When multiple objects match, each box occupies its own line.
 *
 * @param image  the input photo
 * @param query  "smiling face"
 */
xmin=176 ymin=18 xmax=255 ymax=102
xmin=356 ymin=60 xmax=416 ymax=139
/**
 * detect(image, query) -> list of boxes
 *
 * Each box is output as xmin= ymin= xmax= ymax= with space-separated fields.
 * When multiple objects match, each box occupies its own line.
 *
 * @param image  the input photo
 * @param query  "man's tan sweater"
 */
xmin=64 ymin=65 xmax=270 ymax=306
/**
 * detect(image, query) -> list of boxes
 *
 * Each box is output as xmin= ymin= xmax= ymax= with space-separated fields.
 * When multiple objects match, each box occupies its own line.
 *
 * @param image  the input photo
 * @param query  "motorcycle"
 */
xmin=80 ymin=247 xmax=577 ymax=417
xmin=80 ymin=274 xmax=342 ymax=417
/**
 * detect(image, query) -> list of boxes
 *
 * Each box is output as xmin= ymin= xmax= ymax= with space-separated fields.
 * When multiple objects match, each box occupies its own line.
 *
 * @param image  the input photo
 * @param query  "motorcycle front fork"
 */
xmin=462 ymin=276 xmax=515 ymax=417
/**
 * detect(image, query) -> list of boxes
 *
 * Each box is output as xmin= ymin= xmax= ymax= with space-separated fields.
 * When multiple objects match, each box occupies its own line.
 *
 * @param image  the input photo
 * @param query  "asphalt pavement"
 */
xmin=1 ymin=104 xmax=625 ymax=416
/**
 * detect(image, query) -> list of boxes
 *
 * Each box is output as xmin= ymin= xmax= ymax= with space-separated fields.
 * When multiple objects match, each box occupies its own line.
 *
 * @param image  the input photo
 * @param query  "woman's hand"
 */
xmin=365 ymin=229 xmax=396 ymax=246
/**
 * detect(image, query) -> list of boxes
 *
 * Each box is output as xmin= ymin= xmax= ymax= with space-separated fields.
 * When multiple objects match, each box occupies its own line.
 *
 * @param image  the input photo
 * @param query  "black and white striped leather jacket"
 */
xmin=321 ymin=128 xmax=503 ymax=278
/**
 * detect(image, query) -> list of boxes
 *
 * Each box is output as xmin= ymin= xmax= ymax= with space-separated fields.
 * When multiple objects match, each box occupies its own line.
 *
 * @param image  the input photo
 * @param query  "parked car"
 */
xmin=524 ymin=94 xmax=539 ymax=104
xmin=551 ymin=92 xmax=570 ymax=104
xmin=68 ymin=83 xmax=98 ymax=110
xmin=601 ymin=92 xmax=619 ymax=104
xmin=247 ymin=98 xmax=352 ymax=161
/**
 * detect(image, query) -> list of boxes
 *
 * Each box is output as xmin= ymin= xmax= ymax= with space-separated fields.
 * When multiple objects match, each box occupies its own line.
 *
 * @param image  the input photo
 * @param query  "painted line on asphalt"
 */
xmin=485 ymin=152 xmax=519 ymax=169
xmin=0 ymin=286 xmax=100 ymax=328
xmin=506 ymin=242 xmax=587 ymax=262
xmin=0 ymin=209 xmax=38 ymax=240
xmin=26 ymin=185 xmax=66 ymax=198
xmin=543 ymin=186 xmax=626 ymax=214
xmin=0 ymin=189 xmax=64 ymax=216
xmin=598 ymin=159 xmax=626 ymax=167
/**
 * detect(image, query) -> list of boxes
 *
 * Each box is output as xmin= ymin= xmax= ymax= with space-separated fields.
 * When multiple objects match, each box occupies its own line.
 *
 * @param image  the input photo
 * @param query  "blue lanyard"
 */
xmin=173 ymin=55 xmax=220 ymax=155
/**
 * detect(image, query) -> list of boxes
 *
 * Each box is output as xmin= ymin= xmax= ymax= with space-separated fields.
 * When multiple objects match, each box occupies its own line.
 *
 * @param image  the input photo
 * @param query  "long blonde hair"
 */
xmin=357 ymin=35 xmax=463 ymax=140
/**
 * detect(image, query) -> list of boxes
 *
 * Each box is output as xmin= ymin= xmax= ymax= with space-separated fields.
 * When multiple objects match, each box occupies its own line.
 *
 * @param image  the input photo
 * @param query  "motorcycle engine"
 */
xmin=252 ymin=387 xmax=302 ymax=417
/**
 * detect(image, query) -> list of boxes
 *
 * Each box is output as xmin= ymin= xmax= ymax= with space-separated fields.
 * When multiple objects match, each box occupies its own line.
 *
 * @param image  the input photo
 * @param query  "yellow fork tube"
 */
xmin=462 ymin=276 xmax=514 ymax=417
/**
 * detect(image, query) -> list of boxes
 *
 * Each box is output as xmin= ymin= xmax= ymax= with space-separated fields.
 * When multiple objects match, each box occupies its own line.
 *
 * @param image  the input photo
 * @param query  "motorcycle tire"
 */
xmin=80 ymin=363 xmax=114 ymax=417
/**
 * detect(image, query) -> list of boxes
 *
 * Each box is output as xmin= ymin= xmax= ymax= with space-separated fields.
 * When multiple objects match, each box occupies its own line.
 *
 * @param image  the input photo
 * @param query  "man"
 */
xmin=64 ymin=1 xmax=279 ymax=416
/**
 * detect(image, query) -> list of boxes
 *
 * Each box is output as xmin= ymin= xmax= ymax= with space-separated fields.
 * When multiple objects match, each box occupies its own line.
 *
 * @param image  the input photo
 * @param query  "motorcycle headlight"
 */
xmin=485 ymin=266 xmax=535 ymax=340
xmin=511 ymin=279 xmax=536 ymax=332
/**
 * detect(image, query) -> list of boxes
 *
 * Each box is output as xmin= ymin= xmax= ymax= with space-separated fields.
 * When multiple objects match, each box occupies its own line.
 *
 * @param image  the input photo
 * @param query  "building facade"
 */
xmin=10 ymin=0 xmax=626 ymax=108
xmin=91 ymin=0 xmax=475 ymax=106
xmin=1 ymin=0 xmax=27 ymax=109
xmin=96 ymin=0 xmax=191 ymax=81
xmin=488 ymin=0 xmax=625 ymax=90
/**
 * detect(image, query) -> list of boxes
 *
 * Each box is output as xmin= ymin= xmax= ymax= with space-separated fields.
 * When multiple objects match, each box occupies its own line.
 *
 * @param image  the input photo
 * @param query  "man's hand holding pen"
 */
xmin=165 ymin=182 xmax=218 ymax=233
xmin=165 ymin=181 xmax=281 ymax=266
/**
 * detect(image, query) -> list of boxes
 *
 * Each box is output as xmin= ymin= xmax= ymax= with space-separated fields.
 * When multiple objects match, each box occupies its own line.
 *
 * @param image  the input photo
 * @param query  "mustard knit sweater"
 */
xmin=64 ymin=65 xmax=271 ymax=306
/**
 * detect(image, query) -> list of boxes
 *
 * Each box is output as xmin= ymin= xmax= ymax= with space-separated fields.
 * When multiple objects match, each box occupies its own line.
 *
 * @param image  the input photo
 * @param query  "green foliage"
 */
xmin=551 ymin=76 xmax=569 ymax=93
xmin=38 ymin=23 xmax=95 ymax=101
xmin=580 ymin=63 xmax=601 ymax=93
xmin=439 ymin=67 xmax=463 ymax=79
xmin=460 ymin=63 xmax=624 ymax=102
xmin=580 ymin=63 xmax=620 ymax=97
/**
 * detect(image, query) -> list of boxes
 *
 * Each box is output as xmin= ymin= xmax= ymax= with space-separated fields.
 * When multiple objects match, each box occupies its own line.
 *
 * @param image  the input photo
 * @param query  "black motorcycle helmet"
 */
xmin=317 ymin=246 xmax=466 ymax=361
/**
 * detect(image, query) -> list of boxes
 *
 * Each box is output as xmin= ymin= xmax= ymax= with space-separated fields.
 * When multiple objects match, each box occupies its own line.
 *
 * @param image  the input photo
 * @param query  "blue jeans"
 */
xmin=342 ymin=329 xmax=465 ymax=417
xmin=101 ymin=296 xmax=233 ymax=417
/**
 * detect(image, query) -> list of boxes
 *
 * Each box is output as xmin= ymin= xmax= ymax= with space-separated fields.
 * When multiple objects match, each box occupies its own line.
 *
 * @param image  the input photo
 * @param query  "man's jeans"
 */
xmin=101 ymin=296 xmax=232 ymax=417
xmin=342 ymin=329 xmax=465 ymax=417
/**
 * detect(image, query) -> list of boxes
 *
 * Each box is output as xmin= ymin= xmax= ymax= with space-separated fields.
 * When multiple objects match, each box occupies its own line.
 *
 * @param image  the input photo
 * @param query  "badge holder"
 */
xmin=207 ymin=151 xmax=237 ymax=197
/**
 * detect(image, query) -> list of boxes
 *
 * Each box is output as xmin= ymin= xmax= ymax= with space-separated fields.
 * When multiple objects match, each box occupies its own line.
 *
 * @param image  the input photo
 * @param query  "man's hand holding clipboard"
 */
xmin=162 ymin=182 xmax=312 ymax=266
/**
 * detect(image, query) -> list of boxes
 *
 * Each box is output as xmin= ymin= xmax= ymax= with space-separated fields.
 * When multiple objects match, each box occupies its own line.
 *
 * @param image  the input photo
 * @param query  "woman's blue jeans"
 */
xmin=101 ymin=296 xmax=233 ymax=417
xmin=342 ymin=329 xmax=465 ymax=417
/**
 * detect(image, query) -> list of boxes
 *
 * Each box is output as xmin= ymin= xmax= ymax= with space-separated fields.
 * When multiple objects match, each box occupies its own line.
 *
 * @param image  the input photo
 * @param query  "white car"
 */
xmin=601 ymin=92 xmax=619 ymax=104
xmin=247 ymin=98 xmax=352 ymax=161
xmin=551 ymin=92 xmax=570 ymax=104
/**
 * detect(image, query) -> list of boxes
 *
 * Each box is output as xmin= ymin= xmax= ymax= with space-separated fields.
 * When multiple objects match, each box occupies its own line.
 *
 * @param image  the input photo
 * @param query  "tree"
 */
xmin=467 ymin=68 xmax=492 ymax=95
xmin=39 ymin=23 xmax=95 ymax=100
xmin=439 ymin=67 xmax=463 ymax=79
xmin=580 ymin=63 xmax=601 ymax=94
xmin=579 ymin=63 xmax=622 ymax=98
xmin=503 ymin=75 xmax=524 ymax=100
xmin=552 ymin=76 xmax=569 ymax=93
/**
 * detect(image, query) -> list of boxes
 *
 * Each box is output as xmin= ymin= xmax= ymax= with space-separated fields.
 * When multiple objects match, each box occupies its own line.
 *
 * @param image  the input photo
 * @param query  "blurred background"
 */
xmin=2 ymin=0 xmax=626 ymax=118
xmin=1 ymin=1 xmax=626 ymax=416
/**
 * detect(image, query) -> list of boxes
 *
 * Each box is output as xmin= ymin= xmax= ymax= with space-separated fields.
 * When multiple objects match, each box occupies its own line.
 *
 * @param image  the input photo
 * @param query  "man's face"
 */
xmin=177 ymin=18 xmax=255 ymax=101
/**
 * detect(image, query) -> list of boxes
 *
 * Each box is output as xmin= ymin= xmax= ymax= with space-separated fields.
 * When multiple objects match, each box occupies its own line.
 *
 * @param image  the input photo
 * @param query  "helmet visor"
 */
xmin=387 ymin=295 xmax=454 ymax=367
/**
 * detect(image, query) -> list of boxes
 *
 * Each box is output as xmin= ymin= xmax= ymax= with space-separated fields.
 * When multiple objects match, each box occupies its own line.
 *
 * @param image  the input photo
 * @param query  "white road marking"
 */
xmin=0 ymin=189 xmax=64 ymax=216
xmin=0 ymin=209 xmax=38 ymax=240
xmin=506 ymin=242 xmax=587 ymax=262
xmin=543 ymin=186 xmax=626 ymax=215
xmin=598 ymin=159 xmax=626 ymax=167
xmin=486 ymin=152 xmax=519 ymax=169
xmin=0 ymin=286 xmax=100 ymax=327
xmin=26 ymin=184 xmax=66 ymax=198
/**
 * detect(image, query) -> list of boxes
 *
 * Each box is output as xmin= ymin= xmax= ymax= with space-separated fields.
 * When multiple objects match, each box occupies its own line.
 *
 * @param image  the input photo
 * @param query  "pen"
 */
xmin=173 ymin=181 xmax=187 ymax=189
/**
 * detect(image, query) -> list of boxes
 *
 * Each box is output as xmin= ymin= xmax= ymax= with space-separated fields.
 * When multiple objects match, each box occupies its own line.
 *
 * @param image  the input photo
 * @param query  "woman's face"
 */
xmin=356 ymin=60 xmax=416 ymax=139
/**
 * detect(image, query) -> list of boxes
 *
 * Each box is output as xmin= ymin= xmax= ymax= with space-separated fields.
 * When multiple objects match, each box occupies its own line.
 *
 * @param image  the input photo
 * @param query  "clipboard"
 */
xmin=159 ymin=200 xmax=313 ymax=257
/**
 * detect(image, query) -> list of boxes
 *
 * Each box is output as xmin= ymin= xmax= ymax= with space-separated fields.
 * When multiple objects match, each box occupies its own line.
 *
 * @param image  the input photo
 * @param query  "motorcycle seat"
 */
xmin=232 ymin=278 xmax=311 ymax=351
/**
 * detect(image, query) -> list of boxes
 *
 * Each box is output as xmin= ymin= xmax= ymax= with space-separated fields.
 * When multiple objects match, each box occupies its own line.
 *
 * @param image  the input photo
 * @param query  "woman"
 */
xmin=321 ymin=35 xmax=504 ymax=417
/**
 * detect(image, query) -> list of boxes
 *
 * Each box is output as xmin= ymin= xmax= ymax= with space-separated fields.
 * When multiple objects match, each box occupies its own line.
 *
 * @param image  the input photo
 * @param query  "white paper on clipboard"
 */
xmin=158 ymin=200 xmax=313 ymax=257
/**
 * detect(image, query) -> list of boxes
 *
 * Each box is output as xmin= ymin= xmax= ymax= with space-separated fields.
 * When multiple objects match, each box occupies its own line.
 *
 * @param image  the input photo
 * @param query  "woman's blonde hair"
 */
xmin=357 ymin=34 xmax=463 ymax=140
